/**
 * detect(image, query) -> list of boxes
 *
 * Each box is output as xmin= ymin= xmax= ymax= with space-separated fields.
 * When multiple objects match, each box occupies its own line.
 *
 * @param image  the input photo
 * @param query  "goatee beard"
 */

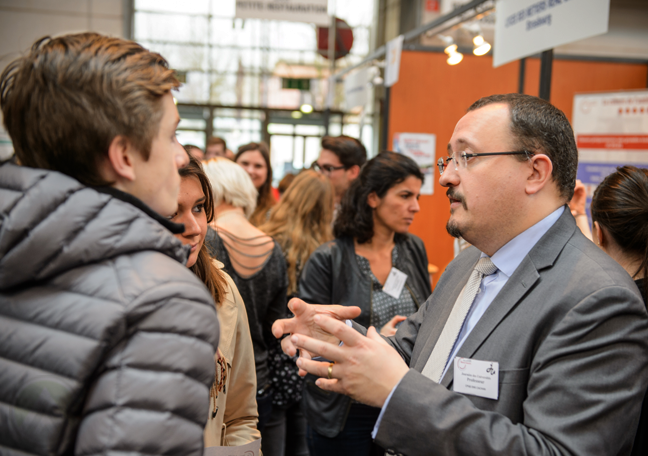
xmin=446 ymin=219 xmax=463 ymax=238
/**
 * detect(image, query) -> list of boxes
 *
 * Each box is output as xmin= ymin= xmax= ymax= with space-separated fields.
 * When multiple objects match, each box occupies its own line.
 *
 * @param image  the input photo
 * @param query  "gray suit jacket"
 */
xmin=359 ymin=208 xmax=648 ymax=455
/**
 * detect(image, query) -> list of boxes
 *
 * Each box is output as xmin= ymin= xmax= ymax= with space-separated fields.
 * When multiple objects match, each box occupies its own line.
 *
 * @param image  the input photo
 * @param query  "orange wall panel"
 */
xmin=390 ymin=50 xmax=647 ymax=283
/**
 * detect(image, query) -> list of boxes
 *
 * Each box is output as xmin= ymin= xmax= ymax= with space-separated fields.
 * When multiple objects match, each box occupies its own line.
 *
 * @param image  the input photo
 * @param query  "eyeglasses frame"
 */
xmin=313 ymin=161 xmax=347 ymax=174
xmin=437 ymin=150 xmax=532 ymax=175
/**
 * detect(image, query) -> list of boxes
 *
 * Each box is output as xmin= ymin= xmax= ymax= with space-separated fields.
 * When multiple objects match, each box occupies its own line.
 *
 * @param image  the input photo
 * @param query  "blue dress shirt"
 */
xmin=372 ymin=206 xmax=565 ymax=439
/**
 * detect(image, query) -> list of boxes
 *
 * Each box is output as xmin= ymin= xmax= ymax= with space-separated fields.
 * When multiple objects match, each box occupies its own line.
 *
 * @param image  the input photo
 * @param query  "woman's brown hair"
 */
xmin=179 ymin=153 xmax=227 ymax=306
xmin=260 ymin=170 xmax=334 ymax=296
xmin=591 ymin=165 xmax=648 ymax=299
xmin=236 ymin=142 xmax=276 ymax=226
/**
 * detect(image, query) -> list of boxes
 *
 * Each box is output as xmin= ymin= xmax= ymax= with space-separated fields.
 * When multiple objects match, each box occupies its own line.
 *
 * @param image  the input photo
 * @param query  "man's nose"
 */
xmin=176 ymin=149 xmax=189 ymax=169
xmin=439 ymin=165 xmax=459 ymax=188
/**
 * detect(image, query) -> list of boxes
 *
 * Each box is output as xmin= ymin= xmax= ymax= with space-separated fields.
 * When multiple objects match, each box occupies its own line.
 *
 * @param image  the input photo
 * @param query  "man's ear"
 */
xmin=106 ymin=135 xmax=137 ymax=182
xmin=367 ymin=191 xmax=379 ymax=209
xmin=525 ymin=154 xmax=553 ymax=195
xmin=346 ymin=164 xmax=360 ymax=181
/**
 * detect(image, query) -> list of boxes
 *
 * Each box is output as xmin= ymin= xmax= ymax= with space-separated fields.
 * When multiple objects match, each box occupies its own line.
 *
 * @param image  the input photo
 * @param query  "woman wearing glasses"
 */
xmin=298 ymin=151 xmax=432 ymax=456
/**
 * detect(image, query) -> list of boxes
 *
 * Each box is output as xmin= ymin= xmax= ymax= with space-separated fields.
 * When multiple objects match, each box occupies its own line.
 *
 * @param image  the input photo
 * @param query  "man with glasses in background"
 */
xmin=313 ymin=135 xmax=367 ymax=209
xmin=274 ymin=94 xmax=648 ymax=456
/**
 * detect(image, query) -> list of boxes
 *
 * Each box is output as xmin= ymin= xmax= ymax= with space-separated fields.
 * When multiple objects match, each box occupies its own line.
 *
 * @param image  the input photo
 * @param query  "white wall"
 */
xmin=0 ymin=0 xmax=126 ymax=159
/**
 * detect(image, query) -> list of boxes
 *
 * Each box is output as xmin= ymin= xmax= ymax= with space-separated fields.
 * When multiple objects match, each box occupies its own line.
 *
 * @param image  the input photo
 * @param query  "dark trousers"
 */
xmin=257 ymin=390 xmax=274 ymax=432
xmin=262 ymin=401 xmax=309 ymax=456
xmin=306 ymin=403 xmax=383 ymax=456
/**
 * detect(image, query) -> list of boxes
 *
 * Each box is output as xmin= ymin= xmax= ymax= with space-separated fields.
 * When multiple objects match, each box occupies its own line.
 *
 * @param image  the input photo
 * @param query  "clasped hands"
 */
xmin=271 ymin=298 xmax=410 ymax=408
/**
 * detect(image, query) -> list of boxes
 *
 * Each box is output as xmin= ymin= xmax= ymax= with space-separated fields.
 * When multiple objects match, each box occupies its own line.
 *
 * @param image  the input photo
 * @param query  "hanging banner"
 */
xmin=236 ymin=0 xmax=329 ymax=25
xmin=572 ymin=90 xmax=648 ymax=218
xmin=343 ymin=67 xmax=371 ymax=110
xmin=384 ymin=35 xmax=404 ymax=88
xmin=392 ymin=133 xmax=436 ymax=195
xmin=493 ymin=0 xmax=609 ymax=67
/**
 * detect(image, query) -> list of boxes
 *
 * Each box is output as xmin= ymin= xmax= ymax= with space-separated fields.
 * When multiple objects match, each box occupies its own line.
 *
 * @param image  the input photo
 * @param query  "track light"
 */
xmin=447 ymin=51 xmax=463 ymax=65
xmin=439 ymin=35 xmax=463 ymax=66
xmin=473 ymin=42 xmax=491 ymax=56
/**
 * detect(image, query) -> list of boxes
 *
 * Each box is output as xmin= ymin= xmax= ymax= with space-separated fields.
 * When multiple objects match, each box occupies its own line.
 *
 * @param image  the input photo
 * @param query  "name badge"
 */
xmin=453 ymin=357 xmax=499 ymax=400
xmin=382 ymin=267 xmax=408 ymax=299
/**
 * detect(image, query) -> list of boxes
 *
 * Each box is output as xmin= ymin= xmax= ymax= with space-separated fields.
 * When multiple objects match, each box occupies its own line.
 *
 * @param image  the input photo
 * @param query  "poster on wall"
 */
xmin=572 ymin=90 xmax=648 ymax=219
xmin=392 ymin=133 xmax=436 ymax=195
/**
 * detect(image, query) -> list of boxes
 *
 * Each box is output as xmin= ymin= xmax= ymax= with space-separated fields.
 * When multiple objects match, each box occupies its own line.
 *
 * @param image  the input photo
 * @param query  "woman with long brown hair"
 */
xmin=259 ymin=170 xmax=334 ymax=456
xmin=261 ymin=170 xmax=334 ymax=297
xmin=235 ymin=142 xmax=277 ymax=226
xmin=171 ymin=153 xmax=260 ymax=448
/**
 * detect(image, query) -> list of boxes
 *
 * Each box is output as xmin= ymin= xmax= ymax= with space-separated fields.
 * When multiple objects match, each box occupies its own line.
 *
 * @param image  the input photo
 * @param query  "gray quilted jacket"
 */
xmin=0 ymin=162 xmax=220 ymax=455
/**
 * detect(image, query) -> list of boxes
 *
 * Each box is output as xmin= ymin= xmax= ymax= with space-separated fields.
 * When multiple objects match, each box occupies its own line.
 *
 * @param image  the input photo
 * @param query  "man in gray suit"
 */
xmin=273 ymin=94 xmax=648 ymax=455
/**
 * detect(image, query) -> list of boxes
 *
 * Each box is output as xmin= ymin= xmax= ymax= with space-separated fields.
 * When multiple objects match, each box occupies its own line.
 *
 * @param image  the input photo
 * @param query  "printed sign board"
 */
xmin=572 ymin=90 xmax=648 ymax=219
xmin=494 ymin=0 xmax=609 ymax=67
xmin=236 ymin=0 xmax=329 ymax=25
xmin=393 ymin=133 xmax=436 ymax=195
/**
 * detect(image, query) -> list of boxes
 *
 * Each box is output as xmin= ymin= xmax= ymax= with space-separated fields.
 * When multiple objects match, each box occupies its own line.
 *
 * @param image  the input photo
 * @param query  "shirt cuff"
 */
xmin=371 ymin=377 xmax=403 ymax=439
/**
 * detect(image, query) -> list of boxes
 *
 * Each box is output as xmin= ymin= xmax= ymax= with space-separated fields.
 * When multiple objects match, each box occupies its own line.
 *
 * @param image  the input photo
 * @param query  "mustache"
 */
xmin=446 ymin=189 xmax=468 ymax=210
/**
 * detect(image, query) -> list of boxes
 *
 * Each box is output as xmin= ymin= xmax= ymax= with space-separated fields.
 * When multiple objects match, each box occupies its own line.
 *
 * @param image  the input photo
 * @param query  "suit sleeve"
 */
xmin=74 ymin=279 xmax=219 ymax=456
xmin=374 ymin=285 xmax=648 ymax=456
xmin=223 ymin=280 xmax=261 ymax=447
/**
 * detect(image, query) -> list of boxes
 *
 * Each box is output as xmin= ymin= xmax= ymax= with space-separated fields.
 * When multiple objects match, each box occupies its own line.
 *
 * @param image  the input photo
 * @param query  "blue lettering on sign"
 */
xmin=506 ymin=0 xmax=570 ymax=28
xmin=527 ymin=14 xmax=551 ymax=30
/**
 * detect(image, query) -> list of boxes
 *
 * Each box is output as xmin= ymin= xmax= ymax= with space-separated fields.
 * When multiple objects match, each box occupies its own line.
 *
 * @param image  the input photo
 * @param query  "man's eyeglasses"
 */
xmin=313 ymin=162 xmax=346 ymax=174
xmin=437 ymin=150 xmax=531 ymax=175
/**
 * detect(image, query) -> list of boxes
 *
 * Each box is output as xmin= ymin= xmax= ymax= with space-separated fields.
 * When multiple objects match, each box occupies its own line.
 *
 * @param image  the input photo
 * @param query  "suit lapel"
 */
xmin=440 ymin=260 xmax=540 ymax=387
xmin=437 ymin=207 xmax=577 ymax=388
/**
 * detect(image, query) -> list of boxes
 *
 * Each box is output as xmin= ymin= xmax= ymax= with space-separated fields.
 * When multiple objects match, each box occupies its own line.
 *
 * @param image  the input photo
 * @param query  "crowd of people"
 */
xmin=1 ymin=32 xmax=648 ymax=456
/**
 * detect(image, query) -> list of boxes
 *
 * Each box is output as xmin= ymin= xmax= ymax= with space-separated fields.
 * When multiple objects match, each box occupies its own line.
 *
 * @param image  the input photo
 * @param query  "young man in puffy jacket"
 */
xmin=0 ymin=33 xmax=220 ymax=455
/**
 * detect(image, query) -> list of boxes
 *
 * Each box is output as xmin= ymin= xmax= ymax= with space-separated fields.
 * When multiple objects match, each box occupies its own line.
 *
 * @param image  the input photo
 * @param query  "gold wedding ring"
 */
xmin=327 ymin=362 xmax=334 ymax=380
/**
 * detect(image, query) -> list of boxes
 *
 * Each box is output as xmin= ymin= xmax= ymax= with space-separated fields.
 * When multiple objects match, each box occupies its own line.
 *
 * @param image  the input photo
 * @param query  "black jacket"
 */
xmin=298 ymin=235 xmax=432 ymax=437
xmin=0 ymin=163 xmax=220 ymax=455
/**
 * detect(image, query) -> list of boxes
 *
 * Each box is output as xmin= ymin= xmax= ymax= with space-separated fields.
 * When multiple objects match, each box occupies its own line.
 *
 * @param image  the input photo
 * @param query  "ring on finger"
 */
xmin=327 ymin=362 xmax=334 ymax=380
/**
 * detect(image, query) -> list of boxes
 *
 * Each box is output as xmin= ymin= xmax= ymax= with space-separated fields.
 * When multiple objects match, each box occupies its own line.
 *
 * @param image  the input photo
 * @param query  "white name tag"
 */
xmin=453 ymin=357 xmax=499 ymax=400
xmin=382 ymin=267 xmax=408 ymax=298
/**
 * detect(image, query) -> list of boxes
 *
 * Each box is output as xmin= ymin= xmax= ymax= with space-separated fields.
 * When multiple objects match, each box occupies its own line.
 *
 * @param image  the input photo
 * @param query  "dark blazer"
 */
xmin=299 ymin=234 xmax=432 ymax=437
xmin=357 ymin=208 xmax=648 ymax=456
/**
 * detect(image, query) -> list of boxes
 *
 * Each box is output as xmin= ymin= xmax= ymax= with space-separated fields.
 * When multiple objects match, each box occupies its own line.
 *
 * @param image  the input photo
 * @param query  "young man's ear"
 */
xmin=346 ymin=164 xmax=361 ymax=181
xmin=104 ymin=135 xmax=137 ymax=182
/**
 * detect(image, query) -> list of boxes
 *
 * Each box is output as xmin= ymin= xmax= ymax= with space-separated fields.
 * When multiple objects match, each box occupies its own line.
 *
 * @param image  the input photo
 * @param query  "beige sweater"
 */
xmin=204 ymin=262 xmax=261 ymax=447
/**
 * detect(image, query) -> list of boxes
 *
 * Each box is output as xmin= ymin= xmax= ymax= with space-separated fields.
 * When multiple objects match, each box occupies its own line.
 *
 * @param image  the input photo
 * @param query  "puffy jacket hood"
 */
xmin=0 ymin=162 xmax=188 ymax=290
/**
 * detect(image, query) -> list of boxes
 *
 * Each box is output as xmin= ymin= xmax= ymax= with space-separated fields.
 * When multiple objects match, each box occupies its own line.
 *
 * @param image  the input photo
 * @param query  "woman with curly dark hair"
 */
xmin=297 ymin=151 xmax=432 ymax=456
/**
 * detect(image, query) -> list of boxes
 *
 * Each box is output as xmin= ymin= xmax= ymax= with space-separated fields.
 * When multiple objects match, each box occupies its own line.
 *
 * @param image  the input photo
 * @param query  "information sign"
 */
xmin=494 ymin=0 xmax=609 ymax=67
xmin=236 ymin=0 xmax=329 ymax=25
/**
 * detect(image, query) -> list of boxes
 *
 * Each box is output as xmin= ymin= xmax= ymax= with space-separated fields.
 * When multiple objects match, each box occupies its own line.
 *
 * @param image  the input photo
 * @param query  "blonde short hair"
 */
xmin=203 ymin=157 xmax=258 ymax=218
